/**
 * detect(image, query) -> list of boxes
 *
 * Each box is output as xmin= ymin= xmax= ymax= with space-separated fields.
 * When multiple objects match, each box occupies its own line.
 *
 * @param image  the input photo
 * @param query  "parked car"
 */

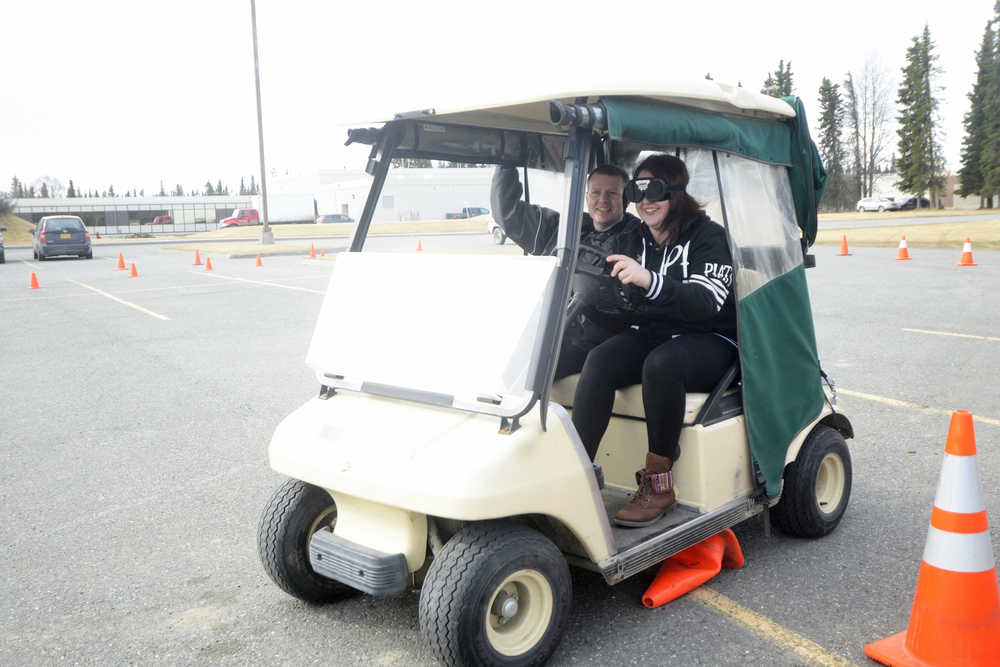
xmin=0 ymin=226 xmax=6 ymax=263
xmin=486 ymin=216 xmax=506 ymax=244
xmin=897 ymin=196 xmax=931 ymax=210
xmin=446 ymin=206 xmax=490 ymax=219
xmin=33 ymin=215 xmax=92 ymax=260
xmin=150 ymin=215 xmax=173 ymax=225
xmin=856 ymin=196 xmax=900 ymax=212
xmin=316 ymin=214 xmax=354 ymax=224
xmin=219 ymin=208 xmax=260 ymax=228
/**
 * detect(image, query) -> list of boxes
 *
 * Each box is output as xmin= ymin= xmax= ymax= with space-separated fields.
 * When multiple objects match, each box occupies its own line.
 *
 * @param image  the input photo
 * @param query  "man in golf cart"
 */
xmin=490 ymin=163 xmax=641 ymax=379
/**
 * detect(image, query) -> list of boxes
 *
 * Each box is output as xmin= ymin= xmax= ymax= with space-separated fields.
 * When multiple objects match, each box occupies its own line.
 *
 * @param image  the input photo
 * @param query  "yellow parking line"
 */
xmin=691 ymin=588 xmax=856 ymax=665
xmin=68 ymin=280 xmax=169 ymax=320
xmin=903 ymin=327 xmax=1000 ymax=342
xmin=194 ymin=271 xmax=324 ymax=294
xmin=838 ymin=388 xmax=1000 ymax=426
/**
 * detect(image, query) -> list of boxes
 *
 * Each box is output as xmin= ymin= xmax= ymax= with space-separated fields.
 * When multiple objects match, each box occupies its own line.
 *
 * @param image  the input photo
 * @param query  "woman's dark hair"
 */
xmin=632 ymin=154 xmax=704 ymax=244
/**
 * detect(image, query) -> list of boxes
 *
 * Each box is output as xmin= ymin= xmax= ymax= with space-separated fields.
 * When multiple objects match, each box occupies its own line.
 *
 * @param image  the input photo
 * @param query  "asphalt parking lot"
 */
xmin=2 ymin=236 xmax=998 ymax=665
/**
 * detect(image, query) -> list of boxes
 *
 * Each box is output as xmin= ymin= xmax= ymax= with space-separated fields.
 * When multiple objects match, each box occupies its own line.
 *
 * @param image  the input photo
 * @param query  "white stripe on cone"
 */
xmin=899 ymin=238 xmax=909 ymax=248
xmin=922 ymin=526 xmax=996 ymax=572
xmin=962 ymin=241 xmax=973 ymax=252
xmin=934 ymin=455 xmax=987 ymax=513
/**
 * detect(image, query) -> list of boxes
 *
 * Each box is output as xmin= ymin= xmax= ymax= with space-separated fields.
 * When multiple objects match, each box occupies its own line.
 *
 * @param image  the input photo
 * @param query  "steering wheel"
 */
xmin=570 ymin=243 xmax=637 ymax=317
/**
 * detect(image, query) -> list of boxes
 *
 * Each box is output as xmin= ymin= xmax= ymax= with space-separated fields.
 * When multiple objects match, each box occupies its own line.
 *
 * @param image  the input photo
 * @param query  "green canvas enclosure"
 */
xmin=603 ymin=96 xmax=827 ymax=496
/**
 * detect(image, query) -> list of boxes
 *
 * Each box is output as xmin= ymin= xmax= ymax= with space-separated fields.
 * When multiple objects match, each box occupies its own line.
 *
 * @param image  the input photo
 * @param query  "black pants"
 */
xmin=571 ymin=330 xmax=737 ymax=461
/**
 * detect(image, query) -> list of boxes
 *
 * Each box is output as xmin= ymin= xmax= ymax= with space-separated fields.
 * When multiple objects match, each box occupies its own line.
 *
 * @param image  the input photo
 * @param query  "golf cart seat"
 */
xmin=550 ymin=361 xmax=741 ymax=425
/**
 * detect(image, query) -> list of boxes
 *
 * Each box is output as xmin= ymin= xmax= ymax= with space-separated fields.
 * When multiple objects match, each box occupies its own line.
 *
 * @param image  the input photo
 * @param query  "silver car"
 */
xmin=34 ymin=215 xmax=93 ymax=260
xmin=856 ymin=196 xmax=900 ymax=212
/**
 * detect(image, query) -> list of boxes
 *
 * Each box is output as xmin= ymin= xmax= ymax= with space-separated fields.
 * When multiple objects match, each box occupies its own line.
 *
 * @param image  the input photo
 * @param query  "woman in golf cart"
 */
xmin=572 ymin=153 xmax=738 ymax=528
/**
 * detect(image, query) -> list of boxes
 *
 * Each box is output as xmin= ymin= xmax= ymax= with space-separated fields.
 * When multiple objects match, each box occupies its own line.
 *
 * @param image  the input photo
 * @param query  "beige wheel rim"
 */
xmin=308 ymin=506 xmax=337 ymax=536
xmin=815 ymin=453 xmax=845 ymax=515
xmin=485 ymin=569 xmax=554 ymax=656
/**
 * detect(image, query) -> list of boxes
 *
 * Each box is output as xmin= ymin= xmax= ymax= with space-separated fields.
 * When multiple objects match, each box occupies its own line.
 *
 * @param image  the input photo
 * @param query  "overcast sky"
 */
xmin=1 ymin=0 xmax=995 ymax=196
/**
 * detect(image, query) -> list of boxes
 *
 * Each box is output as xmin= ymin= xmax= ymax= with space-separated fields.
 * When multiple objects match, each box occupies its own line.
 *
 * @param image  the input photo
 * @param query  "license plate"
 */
xmin=60 ymin=233 xmax=71 ymax=239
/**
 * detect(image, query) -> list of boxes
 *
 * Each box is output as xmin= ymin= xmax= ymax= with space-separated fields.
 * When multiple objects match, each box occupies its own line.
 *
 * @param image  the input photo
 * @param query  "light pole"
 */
xmin=250 ymin=0 xmax=273 ymax=244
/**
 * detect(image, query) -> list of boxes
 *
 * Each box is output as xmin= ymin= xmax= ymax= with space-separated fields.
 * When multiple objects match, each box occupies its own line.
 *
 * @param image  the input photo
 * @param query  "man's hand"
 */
xmin=606 ymin=254 xmax=652 ymax=291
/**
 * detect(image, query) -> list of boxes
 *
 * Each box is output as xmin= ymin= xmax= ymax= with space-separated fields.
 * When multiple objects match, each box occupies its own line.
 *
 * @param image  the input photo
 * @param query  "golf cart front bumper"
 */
xmin=309 ymin=529 xmax=409 ymax=597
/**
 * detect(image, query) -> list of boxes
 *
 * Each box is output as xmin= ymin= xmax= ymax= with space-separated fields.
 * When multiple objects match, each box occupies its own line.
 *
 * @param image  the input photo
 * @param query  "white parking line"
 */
xmin=68 ymin=280 xmax=170 ymax=320
xmin=193 ymin=271 xmax=324 ymax=294
xmin=903 ymin=327 xmax=1000 ymax=343
xmin=838 ymin=388 xmax=1000 ymax=426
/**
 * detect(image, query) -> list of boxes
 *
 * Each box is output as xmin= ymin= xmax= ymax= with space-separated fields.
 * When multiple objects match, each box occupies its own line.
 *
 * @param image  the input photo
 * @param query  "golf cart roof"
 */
xmin=385 ymin=81 xmax=796 ymax=134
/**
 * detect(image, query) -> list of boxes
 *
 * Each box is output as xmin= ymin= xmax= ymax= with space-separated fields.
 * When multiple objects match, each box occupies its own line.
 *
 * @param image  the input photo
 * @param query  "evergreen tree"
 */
xmin=216 ymin=179 xmax=223 ymax=195
xmin=205 ymin=180 xmax=215 ymax=195
xmin=174 ymin=184 xmax=184 ymax=196
xmin=816 ymin=77 xmax=851 ymax=210
xmin=11 ymin=176 xmax=22 ymax=198
xmin=40 ymin=182 xmax=50 ymax=198
xmin=240 ymin=177 xmax=247 ymax=195
xmin=250 ymin=175 xmax=258 ymax=195
xmin=979 ymin=4 xmax=1000 ymax=205
xmin=896 ymin=24 xmax=945 ymax=207
xmin=140 ymin=189 xmax=144 ymax=197
xmin=67 ymin=180 xmax=76 ymax=197
xmin=158 ymin=180 xmax=167 ymax=197
xmin=842 ymin=72 xmax=864 ymax=201
xmin=108 ymin=185 xmax=115 ymax=197
xmin=761 ymin=60 xmax=794 ymax=97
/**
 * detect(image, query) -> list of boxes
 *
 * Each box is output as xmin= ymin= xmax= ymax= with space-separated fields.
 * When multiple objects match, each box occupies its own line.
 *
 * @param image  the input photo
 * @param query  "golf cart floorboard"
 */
xmin=601 ymin=486 xmax=700 ymax=552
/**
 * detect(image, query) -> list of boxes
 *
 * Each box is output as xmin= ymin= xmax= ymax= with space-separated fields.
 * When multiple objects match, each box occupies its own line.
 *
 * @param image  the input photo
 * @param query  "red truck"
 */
xmin=219 ymin=208 xmax=260 ymax=228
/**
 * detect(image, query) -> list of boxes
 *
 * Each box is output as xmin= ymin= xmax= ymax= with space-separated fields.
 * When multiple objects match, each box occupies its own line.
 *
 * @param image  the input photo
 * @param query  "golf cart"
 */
xmin=257 ymin=82 xmax=853 ymax=666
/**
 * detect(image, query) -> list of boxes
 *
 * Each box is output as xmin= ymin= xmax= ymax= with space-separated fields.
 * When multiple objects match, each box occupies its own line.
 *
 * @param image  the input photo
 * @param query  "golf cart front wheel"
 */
xmin=419 ymin=521 xmax=571 ymax=666
xmin=772 ymin=425 xmax=852 ymax=538
xmin=492 ymin=227 xmax=506 ymax=245
xmin=257 ymin=478 xmax=357 ymax=603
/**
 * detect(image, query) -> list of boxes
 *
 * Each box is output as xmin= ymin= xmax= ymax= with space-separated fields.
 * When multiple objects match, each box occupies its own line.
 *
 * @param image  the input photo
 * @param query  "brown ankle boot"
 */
xmin=614 ymin=452 xmax=676 ymax=527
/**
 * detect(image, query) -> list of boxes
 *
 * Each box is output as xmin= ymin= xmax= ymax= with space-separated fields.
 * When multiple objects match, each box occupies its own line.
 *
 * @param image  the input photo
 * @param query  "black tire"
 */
xmin=492 ymin=227 xmax=506 ymax=245
xmin=257 ymin=478 xmax=357 ymax=603
xmin=877 ymin=206 xmax=885 ymax=212
xmin=37 ymin=250 xmax=45 ymax=261
xmin=419 ymin=521 xmax=571 ymax=667
xmin=0 ymin=252 xmax=5 ymax=264
xmin=772 ymin=425 xmax=852 ymax=538
xmin=86 ymin=250 xmax=94 ymax=259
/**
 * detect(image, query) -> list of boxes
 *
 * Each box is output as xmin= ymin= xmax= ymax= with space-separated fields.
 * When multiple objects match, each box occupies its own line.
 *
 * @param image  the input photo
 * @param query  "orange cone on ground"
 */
xmin=957 ymin=237 xmax=978 ymax=266
xmin=256 ymin=253 xmax=262 ymax=267
xmin=416 ymin=240 xmax=423 ymax=252
xmin=642 ymin=529 xmax=744 ymax=609
xmin=310 ymin=243 xmax=316 ymax=259
xmin=839 ymin=235 xmax=851 ymax=256
xmin=193 ymin=249 xmax=202 ymax=265
xmin=116 ymin=252 xmax=126 ymax=270
xmin=895 ymin=235 xmax=912 ymax=261
xmin=29 ymin=272 xmax=40 ymax=289
xmin=865 ymin=410 xmax=1000 ymax=666
xmin=129 ymin=263 xmax=138 ymax=277
xmin=205 ymin=257 xmax=213 ymax=271
xmin=320 ymin=248 xmax=326 ymax=257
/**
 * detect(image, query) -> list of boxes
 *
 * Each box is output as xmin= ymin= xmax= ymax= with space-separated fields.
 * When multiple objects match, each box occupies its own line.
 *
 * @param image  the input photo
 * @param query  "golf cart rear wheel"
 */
xmin=492 ymin=227 xmax=506 ymax=245
xmin=257 ymin=478 xmax=357 ymax=603
xmin=419 ymin=521 xmax=571 ymax=666
xmin=772 ymin=425 xmax=852 ymax=538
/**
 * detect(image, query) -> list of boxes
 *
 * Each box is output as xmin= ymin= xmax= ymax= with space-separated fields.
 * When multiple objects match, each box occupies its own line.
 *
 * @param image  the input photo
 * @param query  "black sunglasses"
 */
xmin=624 ymin=178 xmax=685 ymax=203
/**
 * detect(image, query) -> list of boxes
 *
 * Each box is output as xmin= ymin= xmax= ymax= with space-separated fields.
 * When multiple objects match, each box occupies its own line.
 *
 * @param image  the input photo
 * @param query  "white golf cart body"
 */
xmin=261 ymin=82 xmax=853 ymax=665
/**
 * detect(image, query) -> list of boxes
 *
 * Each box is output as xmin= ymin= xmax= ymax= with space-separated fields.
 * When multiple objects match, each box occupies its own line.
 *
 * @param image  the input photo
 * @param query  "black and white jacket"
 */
xmin=622 ymin=214 xmax=737 ymax=342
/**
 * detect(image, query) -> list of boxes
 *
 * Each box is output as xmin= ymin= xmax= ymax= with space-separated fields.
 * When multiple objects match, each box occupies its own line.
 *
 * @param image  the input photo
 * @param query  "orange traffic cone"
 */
xmin=193 ymin=249 xmax=202 ymax=266
xmin=865 ymin=410 xmax=1000 ymax=666
xmin=895 ymin=236 xmax=912 ymax=261
xmin=641 ymin=529 xmax=744 ymax=608
xmin=320 ymin=248 xmax=326 ymax=257
xmin=205 ymin=257 xmax=213 ymax=271
xmin=957 ymin=237 xmax=978 ymax=266
xmin=310 ymin=243 xmax=316 ymax=259
xmin=29 ymin=272 xmax=40 ymax=289
xmin=129 ymin=263 xmax=138 ymax=277
xmin=255 ymin=253 xmax=262 ymax=267
xmin=116 ymin=252 xmax=126 ymax=270
xmin=416 ymin=240 xmax=423 ymax=252
xmin=838 ymin=235 xmax=851 ymax=256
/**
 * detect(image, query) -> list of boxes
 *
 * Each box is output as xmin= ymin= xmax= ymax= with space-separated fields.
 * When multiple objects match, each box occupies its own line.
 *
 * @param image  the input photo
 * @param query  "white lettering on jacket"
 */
xmin=703 ymin=262 xmax=733 ymax=286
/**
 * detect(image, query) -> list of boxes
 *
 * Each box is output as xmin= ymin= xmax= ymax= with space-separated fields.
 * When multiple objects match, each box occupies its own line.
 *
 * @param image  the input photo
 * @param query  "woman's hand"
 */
xmin=606 ymin=254 xmax=652 ymax=291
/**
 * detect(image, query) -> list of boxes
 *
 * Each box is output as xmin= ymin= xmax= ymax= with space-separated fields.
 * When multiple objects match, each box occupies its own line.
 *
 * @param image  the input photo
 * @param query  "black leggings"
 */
xmin=571 ymin=330 xmax=737 ymax=461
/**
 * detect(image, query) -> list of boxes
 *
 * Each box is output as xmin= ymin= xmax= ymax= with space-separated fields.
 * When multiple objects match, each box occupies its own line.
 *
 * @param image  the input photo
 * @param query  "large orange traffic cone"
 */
xmin=116 ymin=252 xmax=126 ymax=270
xmin=957 ymin=237 xmax=978 ymax=266
xmin=255 ymin=253 xmax=262 ymax=267
xmin=205 ymin=257 xmax=213 ymax=271
xmin=839 ymin=235 xmax=851 ymax=256
xmin=895 ymin=236 xmax=912 ymax=261
xmin=129 ymin=263 xmax=138 ymax=277
xmin=416 ymin=240 xmax=423 ymax=252
xmin=865 ymin=410 xmax=1000 ymax=666
xmin=193 ymin=249 xmax=202 ymax=266
xmin=641 ymin=529 xmax=744 ymax=608
xmin=310 ymin=243 xmax=316 ymax=259
xmin=29 ymin=272 xmax=40 ymax=289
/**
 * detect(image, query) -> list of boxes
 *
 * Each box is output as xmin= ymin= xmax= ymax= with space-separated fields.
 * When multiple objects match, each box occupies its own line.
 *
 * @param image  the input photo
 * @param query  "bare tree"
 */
xmin=32 ymin=176 xmax=65 ymax=199
xmin=843 ymin=54 xmax=894 ymax=197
